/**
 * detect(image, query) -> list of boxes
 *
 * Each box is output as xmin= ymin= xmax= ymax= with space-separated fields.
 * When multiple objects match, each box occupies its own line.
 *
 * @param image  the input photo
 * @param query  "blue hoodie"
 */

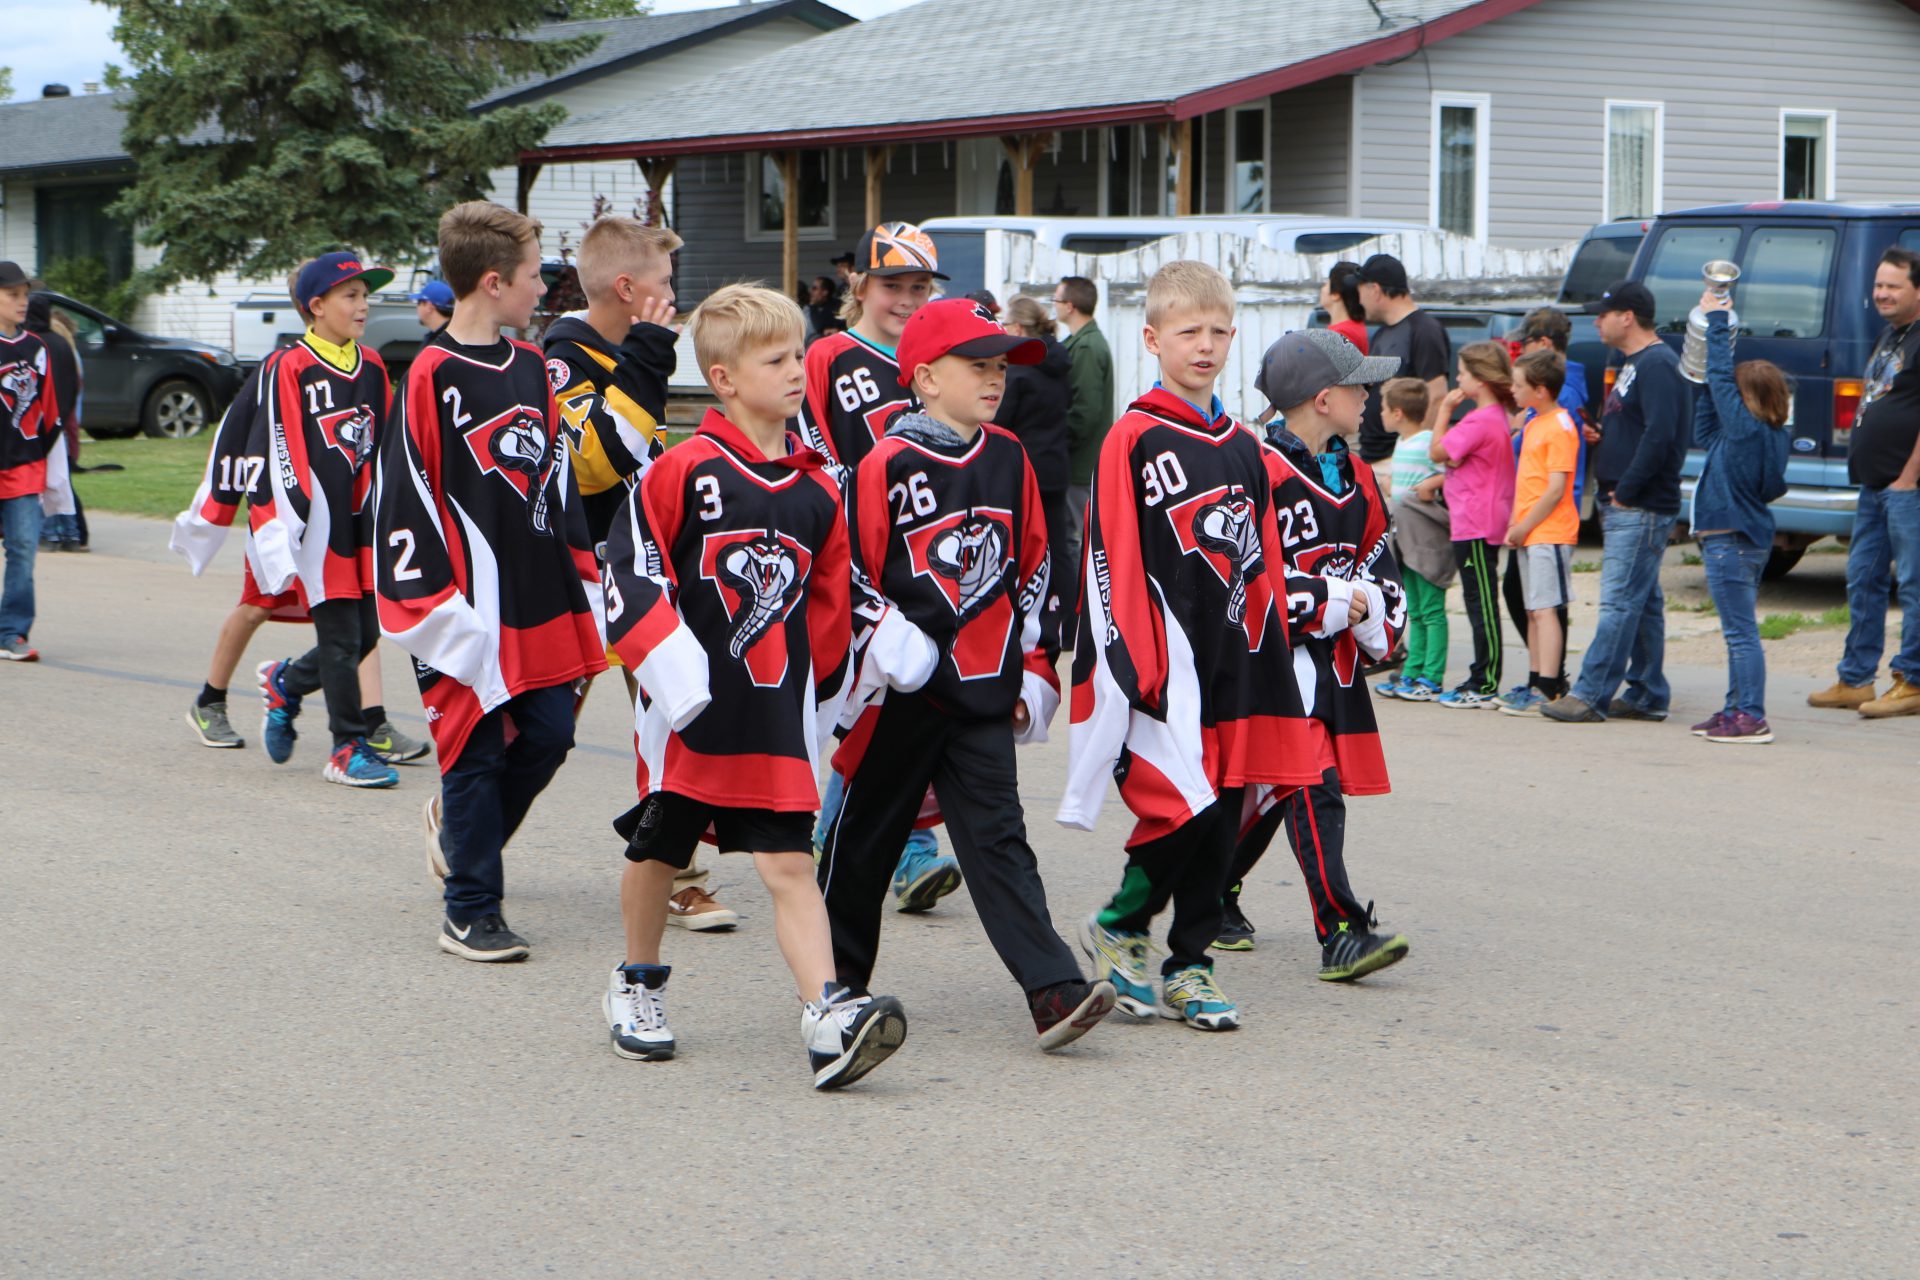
xmin=1690 ymin=312 xmax=1788 ymax=550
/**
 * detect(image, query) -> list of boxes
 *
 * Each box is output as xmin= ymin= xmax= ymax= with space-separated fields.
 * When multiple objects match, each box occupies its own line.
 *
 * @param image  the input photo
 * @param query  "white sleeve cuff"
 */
xmin=1013 ymin=667 xmax=1061 ymax=745
xmin=1310 ymin=577 xmax=1355 ymax=639
xmin=1350 ymin=581 xmax=1391 ymax=658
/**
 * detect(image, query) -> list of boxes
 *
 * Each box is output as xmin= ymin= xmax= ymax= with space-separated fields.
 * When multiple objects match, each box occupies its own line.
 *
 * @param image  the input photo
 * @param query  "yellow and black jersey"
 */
xmin=541 ymin=315 xmax=675 ymax=541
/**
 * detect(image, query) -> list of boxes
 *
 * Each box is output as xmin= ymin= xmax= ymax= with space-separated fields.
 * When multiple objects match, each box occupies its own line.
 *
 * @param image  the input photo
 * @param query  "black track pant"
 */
xmin=1502 ymin=545 xmax=1570 ymax=688
xmin=819 ymin=693 xmax=1082 ymax=995
xmin=1099 ymin=788 xmax=1244 ymax=975
xmin=1227 ymin=769 xmax=1366 ymax=944
xmin=283 ymin=595 xmax=378 ymax=746
xmin=1453 ymin=538 xmax=1503 ymax=697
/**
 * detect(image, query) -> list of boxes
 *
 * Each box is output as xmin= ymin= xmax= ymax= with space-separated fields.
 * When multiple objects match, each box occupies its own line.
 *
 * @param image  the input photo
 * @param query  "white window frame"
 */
xmin=1429 ymin=91 xmax=1491 ymax=242
xmin=742 ymin=150 xmax=838 ymax=243
xmin=1778 ymin=108 xmax=1838 ymax=202
xmin=1227 ymin=100 xmax=1271 ymax=215
xmin=1602 ymin=99 xmax=1664 ymax=223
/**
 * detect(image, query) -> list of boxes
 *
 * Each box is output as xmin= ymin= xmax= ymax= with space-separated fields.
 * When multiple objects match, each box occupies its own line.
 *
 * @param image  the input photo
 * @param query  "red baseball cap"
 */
xmin=895 ymin=298 xmax=1043 ymax=388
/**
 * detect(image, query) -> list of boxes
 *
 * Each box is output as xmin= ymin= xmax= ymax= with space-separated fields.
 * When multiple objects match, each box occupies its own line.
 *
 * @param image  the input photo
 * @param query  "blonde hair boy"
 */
xmin=690 ymin=283 xmax=805 ymax=388
xmin=1144 ymin=260 xmax=1236 ymax=328
xmin=576 ymin=218 xmax=682 ymax=302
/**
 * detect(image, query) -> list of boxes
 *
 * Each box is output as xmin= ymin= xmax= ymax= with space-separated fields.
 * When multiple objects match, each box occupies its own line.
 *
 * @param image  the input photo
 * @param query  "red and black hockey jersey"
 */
xmin=1057 ymin=388 xmax=1319 ymax=847
xmin=797 ymin=330 xmax=917 ymax=483
xmin=834 ymin=414 xmax=1059 ymax=778
xmin=1259 ymin=428 xmax=1406 ymax=796
xmin=0 ymin=327 xmax=71 ymax=509
xmin=248 ymin=337 xmax=390 ymax=605
xmin=603 ymin=409 xmax=851 ymax=812
xmin=373 ymin=335 xmax=607 ymax=771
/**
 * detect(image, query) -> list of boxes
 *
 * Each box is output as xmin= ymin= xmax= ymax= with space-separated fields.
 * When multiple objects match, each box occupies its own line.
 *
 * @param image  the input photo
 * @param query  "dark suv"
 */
xmin=35 ymin=292 xmax=246 ymax=440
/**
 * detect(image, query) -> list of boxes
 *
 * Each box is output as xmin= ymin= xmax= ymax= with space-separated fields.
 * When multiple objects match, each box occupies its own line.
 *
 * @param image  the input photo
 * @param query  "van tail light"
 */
xmin=1604 ymin=367 xmax=1617 ymax=397
xmin=1833 ymin=378 xmax=1864 ymax=445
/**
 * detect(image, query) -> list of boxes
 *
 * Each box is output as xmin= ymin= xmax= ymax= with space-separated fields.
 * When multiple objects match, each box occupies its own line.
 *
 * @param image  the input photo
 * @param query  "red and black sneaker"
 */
xmin=1028 ymin=978 xmax=1117 ymax=1051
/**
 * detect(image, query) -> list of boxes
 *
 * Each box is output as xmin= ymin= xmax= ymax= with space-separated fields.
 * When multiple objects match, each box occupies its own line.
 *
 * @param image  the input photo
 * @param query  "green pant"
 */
xmin=1402 ymin=568 xmax=1448 ymax=686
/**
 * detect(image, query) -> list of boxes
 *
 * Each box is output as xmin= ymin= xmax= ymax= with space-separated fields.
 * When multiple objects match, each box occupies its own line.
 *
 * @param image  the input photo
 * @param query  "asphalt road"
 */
xmin=4 ymin=516 xmax=1915 ymax=1278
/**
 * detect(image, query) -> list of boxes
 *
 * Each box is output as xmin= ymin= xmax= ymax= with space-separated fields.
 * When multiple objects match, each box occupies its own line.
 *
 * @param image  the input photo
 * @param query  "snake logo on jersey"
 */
xmin=700 ymin=529 xmax=813 ymax=687
xmin=1 ymin=362 xmax=37 ymax=429
xmin=903 ymin=507 xmax=1014 ymax=680
xmin=464 ymin=405 xmax=557 ymax=536
xmin=322 ymin=405 xmax=377 ymax=468
xmin=1169 ymin=485 xmax=1269 ymax=648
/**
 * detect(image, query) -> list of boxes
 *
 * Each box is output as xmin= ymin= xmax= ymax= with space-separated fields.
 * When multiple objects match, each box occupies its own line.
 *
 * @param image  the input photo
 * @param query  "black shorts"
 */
xmin=614 ymin=791 xmax=815 ymax=868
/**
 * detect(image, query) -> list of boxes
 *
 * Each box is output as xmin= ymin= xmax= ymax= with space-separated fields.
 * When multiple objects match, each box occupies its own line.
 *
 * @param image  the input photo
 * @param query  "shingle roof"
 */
xmin=0 ymin=92 xmax=139 ymax=177
xmin=542 ymin=0 xmax=1500 ymax=154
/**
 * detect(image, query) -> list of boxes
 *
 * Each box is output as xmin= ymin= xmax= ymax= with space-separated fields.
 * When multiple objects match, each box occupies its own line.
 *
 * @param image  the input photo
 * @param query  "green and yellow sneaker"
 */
xmin=185 ymin=699 xmax=245 ymax=749
xmin=366 ymin=720 xmax=432 ymax=764
xmin=1158 ymin=964 xmax=1240 ymax=1031
xmin=1318 ymin=921 xmax=1410 ymax=982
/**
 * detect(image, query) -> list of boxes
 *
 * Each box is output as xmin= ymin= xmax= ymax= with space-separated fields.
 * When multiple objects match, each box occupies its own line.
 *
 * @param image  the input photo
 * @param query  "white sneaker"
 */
xmin=423 ymin=793 xmax=449 ymax=882
xmin=605 ymin=964 xmax=675 ymax=1061
xmin=801 ymin=988 xmax=907 ymax=1090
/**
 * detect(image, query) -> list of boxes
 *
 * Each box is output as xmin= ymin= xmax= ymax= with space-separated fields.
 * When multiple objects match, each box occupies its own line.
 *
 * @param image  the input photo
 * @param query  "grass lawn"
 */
xmin=74 ymin=435 xmax=210 ymax=520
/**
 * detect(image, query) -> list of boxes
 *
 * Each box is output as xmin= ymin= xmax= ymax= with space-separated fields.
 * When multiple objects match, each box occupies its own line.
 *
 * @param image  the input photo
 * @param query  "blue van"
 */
xmin=1627 ymin=202 xmax=1920 ymax=576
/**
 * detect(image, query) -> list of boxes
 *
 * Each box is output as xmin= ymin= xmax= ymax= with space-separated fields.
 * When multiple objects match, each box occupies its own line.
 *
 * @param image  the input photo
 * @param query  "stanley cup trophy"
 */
xmin=1680 ymin=259 xmax=1741 ymax=383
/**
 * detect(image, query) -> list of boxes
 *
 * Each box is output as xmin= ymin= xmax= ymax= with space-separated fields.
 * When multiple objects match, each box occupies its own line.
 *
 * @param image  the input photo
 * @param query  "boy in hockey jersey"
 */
xmin=1220 ymin=329 xmax=1412 ymax=981
xmin=801 ymin=220 xmax=959 ymax=913
xmin=540 ymin=217 xmax=737 ymax=930
xmin=817 ymin=298 xmax=1116 ymax=1051
xmin=0 ymin=259 xmax=72 ymax=662
xmin=1063 ymin=261 xmax=1318 ymax=1032
xmin=250 ymin=252 xmax=401 ymax=789
xmin=601 ymin=285 xmax=906 ymax=1090
xmin=375 ymin=202 xmax=607 ymax=962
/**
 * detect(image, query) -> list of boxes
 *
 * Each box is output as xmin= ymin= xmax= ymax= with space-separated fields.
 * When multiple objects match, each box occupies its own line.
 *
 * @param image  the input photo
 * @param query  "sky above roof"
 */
xmin=2 ymin=0 xmax=929 ymax=105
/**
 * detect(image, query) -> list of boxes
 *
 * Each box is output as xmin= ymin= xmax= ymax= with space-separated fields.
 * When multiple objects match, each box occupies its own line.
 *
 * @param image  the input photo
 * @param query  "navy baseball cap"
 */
xmin=412 ymin=279 xmax=455 ymax=311
xmin=0 ymin=260 xmax=28 ymax=289
xmin=295 ymin=251 xmax=395 ymax=309
xmin=1587 ymin=280 xmax=1656 ymax=322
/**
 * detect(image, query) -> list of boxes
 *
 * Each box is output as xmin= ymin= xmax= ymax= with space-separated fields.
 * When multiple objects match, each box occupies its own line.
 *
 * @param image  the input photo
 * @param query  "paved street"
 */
xmin=4 ymin=515 xmax=1915 ymax=1279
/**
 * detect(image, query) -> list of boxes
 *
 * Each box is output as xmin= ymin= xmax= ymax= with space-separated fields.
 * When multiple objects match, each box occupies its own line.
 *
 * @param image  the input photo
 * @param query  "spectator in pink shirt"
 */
xmin=1429 ymin=341 xmax=1518 ymax=708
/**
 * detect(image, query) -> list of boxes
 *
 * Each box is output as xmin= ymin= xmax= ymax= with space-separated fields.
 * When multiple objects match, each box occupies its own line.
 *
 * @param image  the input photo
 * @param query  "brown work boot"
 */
xmin=1859 ymin=673 xmax=1920 ymax=718
xmin=666 ymin=885 xmax=740 ymax=932
xmin=1807 ymin=680 xmax=1876 ymax=709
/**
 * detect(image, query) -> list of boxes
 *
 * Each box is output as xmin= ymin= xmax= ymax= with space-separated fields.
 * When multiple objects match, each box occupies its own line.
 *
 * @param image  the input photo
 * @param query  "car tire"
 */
xmin=84 ymin=425 xmax=141 ymax=441
xmin=142 ymin=379 xmax=214 ymax=439
xmin=1761 ymin=544 xmax=1806 ymax=581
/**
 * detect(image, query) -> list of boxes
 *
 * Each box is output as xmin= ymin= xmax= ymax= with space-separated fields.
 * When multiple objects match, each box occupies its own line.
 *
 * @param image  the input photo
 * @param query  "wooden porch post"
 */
xmin=638 ymin=157 xmax=677 ymax=227
xmin=515 ymin=162 xmax=544 ymax=216
xmin=865 ymin=145 xmax=891 ymax=229
xmin=1174 ymin=119 xmax=1193 ymax=216
xmin=780 ymin=150 xmax=800 ymax=300
xmin=1000 ymin=134 xmax=1054 ymax=217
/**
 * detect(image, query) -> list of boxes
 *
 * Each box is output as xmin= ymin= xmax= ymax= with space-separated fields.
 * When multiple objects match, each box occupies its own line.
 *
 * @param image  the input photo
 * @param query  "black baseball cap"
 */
xmin=830 ymin=251 xmax=855 ymax=267
xmin=0 ymin=260 xmax=29 ymax=289
xmin=1587 ymin=280 xmax=1656 ymax=323
xmin=1355 ymin=253 xmax=1410 ymax=294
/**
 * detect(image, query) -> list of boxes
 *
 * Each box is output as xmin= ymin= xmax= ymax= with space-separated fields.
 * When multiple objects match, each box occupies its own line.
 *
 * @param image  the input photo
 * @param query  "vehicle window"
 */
xmin=55 ymin=305 xmax=106 ymax=349
xmin=1058 ymin=234 xmax=1163 ymax=255
xmin=1898 ymin=229 xmax=1920 ymax=254
xmin=1737 ymin=228 xmax=1836 ymax=339
xmin=1293 ymin=232 xmax=1379 ymax=256
xmin=1435 ymin=314 xmax=1494 ymax=346
xmin=924 ymin=230 xmax=985 ymax=298
xmin=1643 ymin=226 xmax=1741 ymax=331
xmin=1558 ymin=232 xmax=1643 ymax=306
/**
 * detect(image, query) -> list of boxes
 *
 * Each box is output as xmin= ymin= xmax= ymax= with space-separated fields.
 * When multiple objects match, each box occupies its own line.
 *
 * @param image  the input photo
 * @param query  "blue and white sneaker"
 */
xmin=1079 ymin=912 xmax=1158 ymax=1020
xmin=1438 ymin=686 xmax=1497 ymax=710
xmin=606 ymin=964 xmax=675 ymax=1061
xmin=891 ymin=844 xmax=962 ymax=913
xmin=1498 ymin=688 xmax=1548 ymax=717
xmin=257 ymin=659 xmax=302 ymax=763
xmin=1396 ymin=677 xmax=1443 ymax=703
xmin=1159 ymin=964 xmax=1240 ymax=1031
xmin=1373 ymin=675 xmax=1407 ymax=700
xmin=324 ymin=738 xmax=400 ymax=788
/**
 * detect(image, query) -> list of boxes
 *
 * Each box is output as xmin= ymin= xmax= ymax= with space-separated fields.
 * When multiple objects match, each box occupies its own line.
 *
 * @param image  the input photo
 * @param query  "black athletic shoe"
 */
xmin=1028 ymin=978 xmax=1117 ymax=1051
xmin=1318 ymin=922 xmax=1409 ymax=982
xmin=438 ymin=913 xmax=531 ymax=962
xmin=1213 ymin=895 xmax=1256 ymax=952
xmin=803 ymin=989 xmax=907 ymax=1089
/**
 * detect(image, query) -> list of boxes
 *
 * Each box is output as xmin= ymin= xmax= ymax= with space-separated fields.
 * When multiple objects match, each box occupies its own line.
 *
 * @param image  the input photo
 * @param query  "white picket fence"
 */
xmin=988 ymin=229 xmax=1576 ymax=423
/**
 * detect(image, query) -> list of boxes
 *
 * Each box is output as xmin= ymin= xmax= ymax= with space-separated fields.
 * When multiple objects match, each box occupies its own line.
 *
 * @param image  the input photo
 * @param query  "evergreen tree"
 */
xmin=106 ymin=1 xmax=609 ymax=285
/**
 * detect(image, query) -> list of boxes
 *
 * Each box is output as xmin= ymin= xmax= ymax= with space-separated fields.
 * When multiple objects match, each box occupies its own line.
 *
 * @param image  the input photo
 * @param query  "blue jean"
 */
xmin=0 ymin=495 xmax=44 ymax=643
xmin=440 ymin=681 xmax=577 ymax=923
xmin=1572 ymin=504 xmax=1675 ymax=713
xmin=1701 ymin=533 xmax=1769 ymax=718
xmin=1838 ymin=485 xmax=1920 ymax=687
xmin=813 ymin=767 xmax=939 ymax=863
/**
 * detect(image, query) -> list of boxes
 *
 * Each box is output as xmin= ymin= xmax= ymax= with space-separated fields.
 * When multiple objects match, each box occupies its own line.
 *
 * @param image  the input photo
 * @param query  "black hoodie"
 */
xmin=25 ymin=294 xmax=81 ymax=453
xmin=999 ymin=332 xmax=1072 ymax=493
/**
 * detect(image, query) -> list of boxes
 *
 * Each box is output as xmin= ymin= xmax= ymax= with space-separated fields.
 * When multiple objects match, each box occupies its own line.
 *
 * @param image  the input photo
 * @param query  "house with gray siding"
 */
xmin=530 ymin=0 xmax=1920 ymax=299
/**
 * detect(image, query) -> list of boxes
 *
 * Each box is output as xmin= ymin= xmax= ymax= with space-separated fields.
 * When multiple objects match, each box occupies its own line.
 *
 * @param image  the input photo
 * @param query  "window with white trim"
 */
xmin=1430 ymin=93 xmax=1489 ymax=241
xmin=1229 ymin=102 xmax=1268 ymax=214
xmin=1781 ymin=111 xmax=1835 ymax=201
xmin=1604 ymin=101 xmax=1662 ymax=222
xmin=746 ymin=150 xmax=835 ymax=241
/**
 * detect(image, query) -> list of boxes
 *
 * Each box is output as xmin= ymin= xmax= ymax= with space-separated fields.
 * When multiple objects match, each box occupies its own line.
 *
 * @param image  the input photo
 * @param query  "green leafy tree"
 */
xmin=1 ymin=66 xmax=13 ymax=101
xmin=105 ymin=1 xmax=607 ymax=287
